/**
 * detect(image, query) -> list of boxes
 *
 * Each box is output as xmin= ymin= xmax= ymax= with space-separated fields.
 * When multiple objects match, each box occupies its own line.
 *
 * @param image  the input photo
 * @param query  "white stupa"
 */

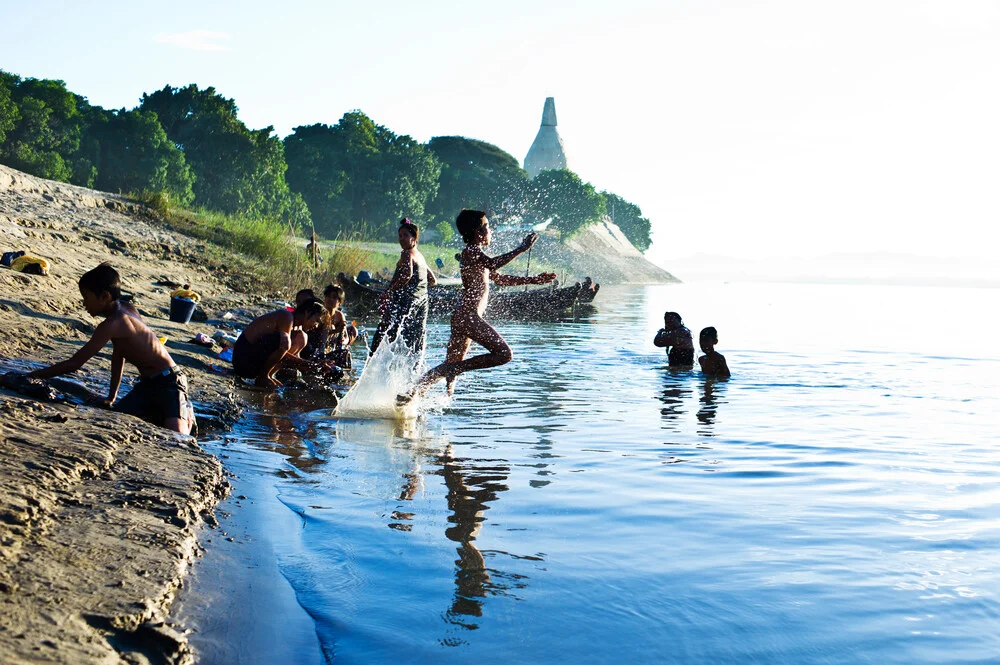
xmin=524 ymin=97 xmax=568 ymax=178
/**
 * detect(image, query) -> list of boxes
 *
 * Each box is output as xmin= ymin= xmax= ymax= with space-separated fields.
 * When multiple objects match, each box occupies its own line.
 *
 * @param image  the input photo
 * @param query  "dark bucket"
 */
xmin=169 ymin=297 xmax=197 ymax=324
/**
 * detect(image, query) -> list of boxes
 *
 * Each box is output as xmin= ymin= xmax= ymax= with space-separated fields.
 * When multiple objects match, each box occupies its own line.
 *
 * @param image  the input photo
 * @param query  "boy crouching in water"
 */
xmin=28 ymin=263 xmax=196 ymax=435
xmin=232 ymin=298 xmax=329 ymax=387
xmin=698 ymin=326 xmax=731 ymax=378
xmin=400 ymin=209 xmax=555 ymax=402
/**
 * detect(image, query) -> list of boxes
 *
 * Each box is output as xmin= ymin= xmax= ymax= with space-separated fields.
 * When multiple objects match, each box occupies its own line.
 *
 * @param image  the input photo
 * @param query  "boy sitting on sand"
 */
xmin=232 ymin=299 xmax=329 ymax=387
xmin=399 ymin=210 xmax=555 ymax=402
xmin=654 ymin=311 xmax=695 ymax=367
xmin=27 ymin=262 xmax=196 ymax=435
xmin=698 ymin=327 xmax=731 ymax=378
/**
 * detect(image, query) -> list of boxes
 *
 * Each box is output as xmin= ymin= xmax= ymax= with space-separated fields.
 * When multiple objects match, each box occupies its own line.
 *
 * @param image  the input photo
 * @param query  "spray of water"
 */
xmin=335 ymin=328 xmax=424 ymax=420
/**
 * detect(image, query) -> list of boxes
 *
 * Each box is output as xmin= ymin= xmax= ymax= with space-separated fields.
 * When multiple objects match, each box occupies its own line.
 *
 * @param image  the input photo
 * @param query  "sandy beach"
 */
xmin=0 ymin=164 xmax=273 ymax=664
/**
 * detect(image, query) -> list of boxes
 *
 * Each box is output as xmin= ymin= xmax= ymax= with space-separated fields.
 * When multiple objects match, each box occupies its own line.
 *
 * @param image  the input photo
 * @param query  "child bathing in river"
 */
xmin=654 ymin=311 xmax=695 ymax=367
xmin=398 ymin=210 xmax=556 ymax=402
xmin=27 ymin=262 xmax=196 ymax=434
xmin=370 ymin=218 xmax=437 ymax=359
xmin=232 ymin=299 xmax=331 ymax=387
xmin=698 ymin=326 xmax=731 ymax=378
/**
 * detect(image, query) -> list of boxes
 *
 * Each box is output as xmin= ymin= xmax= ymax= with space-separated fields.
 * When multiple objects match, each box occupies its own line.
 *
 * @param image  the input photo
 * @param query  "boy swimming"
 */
xmin=399 ymin=210 xmax=555 ymax=402
xmin=697 ymin=326 xmax=731 ymax=378
xmin=27 ymin=262 xmax=196 ymax=435
xmin=232 ymin=299 xmax=329 ymax=387
xmin=654 ymin=311 xmax=695 ymax=367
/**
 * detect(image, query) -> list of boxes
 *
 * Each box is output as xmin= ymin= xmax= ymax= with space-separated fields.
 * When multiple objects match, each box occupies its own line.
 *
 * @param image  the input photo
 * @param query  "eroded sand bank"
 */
xmin=0 ymin=164 xmax=272 ymax=664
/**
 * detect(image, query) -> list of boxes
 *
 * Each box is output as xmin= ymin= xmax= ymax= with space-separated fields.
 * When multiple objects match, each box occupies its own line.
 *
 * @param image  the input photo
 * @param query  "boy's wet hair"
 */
xmin=294 ymin=297 xmax=326 ymax=320
xmin=456 ymin=209 xmax=487 ymax=243
xmin=79 ymin=262 xmax=121 ymax=300
xmin=323 ymin=284 xmax=344 ymax=301
xmin=664 ymin=311 xmax=683 ymax=326
xmin=399 ymin=218 xmax=419 ymax=241
xmin=295 ymin=288 xmax=316 ymax=305
xmin=700 ymin=326 xmax=718 ymax=341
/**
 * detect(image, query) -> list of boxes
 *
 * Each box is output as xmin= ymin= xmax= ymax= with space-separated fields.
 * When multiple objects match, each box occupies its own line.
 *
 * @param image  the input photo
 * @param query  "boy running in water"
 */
xmin=399 ymin=210 xmax=555 ymax=402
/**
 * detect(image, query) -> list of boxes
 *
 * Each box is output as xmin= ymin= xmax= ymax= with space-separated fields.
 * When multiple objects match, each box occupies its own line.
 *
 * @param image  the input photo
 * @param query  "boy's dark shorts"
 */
xmin=114 ymin=368 xmax=193 ymax=429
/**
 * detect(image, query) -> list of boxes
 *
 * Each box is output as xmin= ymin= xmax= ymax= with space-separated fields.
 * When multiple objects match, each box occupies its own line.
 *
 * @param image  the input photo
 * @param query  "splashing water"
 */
xmin=335 ymin=330 xmax=423 ymax=420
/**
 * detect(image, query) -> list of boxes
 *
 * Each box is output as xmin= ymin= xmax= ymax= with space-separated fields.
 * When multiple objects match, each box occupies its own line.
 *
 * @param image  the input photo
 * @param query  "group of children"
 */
xmin=21 ymin=209 xmax=730 ymax=437
xmin=654 ymin=312 xmax=731 ymax=378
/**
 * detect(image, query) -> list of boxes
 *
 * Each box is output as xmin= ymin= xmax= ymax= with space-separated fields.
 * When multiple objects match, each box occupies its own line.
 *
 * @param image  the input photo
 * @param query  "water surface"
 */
xmin=185 ymin=283 xmax=1000 ymax=664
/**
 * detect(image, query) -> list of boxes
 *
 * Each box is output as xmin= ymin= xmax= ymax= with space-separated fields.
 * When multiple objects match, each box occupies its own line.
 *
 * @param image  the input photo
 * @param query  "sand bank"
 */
xmin=0 ymin=164 xmax=278 ymax=663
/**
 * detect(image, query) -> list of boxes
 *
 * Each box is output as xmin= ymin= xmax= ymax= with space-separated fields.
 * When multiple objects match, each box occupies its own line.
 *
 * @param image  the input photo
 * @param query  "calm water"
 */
xmin=187 ymin=283 xmax=1000 ymax=664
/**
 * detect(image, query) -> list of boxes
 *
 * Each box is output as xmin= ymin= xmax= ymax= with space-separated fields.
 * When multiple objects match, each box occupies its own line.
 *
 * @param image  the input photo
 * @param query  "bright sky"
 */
xmin=3 ymin=0 xmax=999 ymax=267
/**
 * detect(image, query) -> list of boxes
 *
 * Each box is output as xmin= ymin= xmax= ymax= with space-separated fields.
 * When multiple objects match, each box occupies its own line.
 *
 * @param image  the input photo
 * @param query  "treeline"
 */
xmin=0 ymin=71 xmax=652 ymax=250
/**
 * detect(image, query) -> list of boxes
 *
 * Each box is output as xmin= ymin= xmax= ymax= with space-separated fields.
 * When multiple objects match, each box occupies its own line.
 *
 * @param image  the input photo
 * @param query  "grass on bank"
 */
xmin=129 ymin=191 xmax=572 ymax=296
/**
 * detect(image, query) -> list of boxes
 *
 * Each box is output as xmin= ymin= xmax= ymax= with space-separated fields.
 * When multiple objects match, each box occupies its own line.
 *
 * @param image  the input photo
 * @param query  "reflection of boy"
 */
xmin=28 ymin=262 xmax=196 ymax=434
xmin=232 ymin=299 xmax=328 ymax=387
xmin=697 ymin=327 xmax=731 ymax=378
xmin=400 ymin=210 xmax=556 ymax=402
xmin=654 ymin=311 xmax=695 ymax=366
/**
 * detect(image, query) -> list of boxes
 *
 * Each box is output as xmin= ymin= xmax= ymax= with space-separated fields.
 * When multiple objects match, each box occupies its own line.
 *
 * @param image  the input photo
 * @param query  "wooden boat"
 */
xmin=337 ymin=273 xmax=597 ymax=321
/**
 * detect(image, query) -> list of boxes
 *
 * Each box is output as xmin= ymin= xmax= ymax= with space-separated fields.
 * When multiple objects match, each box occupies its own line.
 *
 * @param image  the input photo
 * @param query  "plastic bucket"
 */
xmin=169 ymin=297 xmax=197 ymax=324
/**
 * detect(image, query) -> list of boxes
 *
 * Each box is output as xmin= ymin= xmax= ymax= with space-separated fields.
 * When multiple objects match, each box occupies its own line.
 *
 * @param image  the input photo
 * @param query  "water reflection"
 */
xmin=696 ymin=378 xmax=729 ymax=437
xmin=434 ymin=448 xmax=511 ymax=628
xmin=658 ymin=368 xmax=693 ymax=431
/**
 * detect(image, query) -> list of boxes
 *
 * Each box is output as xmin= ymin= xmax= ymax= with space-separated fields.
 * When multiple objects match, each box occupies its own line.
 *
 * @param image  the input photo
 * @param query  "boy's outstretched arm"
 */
xmin=480 ymin=233 xmax=538 ymax=271
xmin=491 ymin=272 xmax=557 ymax=287
xmin=28 ymin=321 xmax=115 ymax=380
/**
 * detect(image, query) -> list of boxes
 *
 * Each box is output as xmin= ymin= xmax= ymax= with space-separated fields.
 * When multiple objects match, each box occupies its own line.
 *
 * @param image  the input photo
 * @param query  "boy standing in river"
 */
xmin=399 ymin=210 xmax=555 ymax=402
xmin=654 ymin=311 xmax=695 ymax=367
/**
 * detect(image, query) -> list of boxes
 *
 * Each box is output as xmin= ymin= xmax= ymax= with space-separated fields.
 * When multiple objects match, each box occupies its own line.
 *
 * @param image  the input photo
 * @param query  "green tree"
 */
xmin=425 ymin=136 xmax=530 ymax=224
xmin=529 ymin=169 xmax=606 ymax=236
xmin=0 ymin=77 xmax=18 ymax=145
xmin=284 ymin=111 xmax=441 ymax=239
xmin=140 ymin=84 xmax=308 ymax=229
xmin=0 ymin=72 xmax=95 ymax=185
xmin=94 ymin=108 xmax=194 ymax=205
xmin=601 ymin=191 xmax=652 ymax=251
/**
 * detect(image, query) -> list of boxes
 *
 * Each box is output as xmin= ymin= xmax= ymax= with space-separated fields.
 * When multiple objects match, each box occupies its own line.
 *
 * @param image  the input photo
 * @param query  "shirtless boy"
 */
xmin=654 ymin=311 xmax=695 ymax=367
xmin=370 ymin=218 xmax=437 ymax=357
xmin=232 ymin=299 xmax=328 ymax=387
xmin=28 ymin=262 xmax=195 ymax=434
xmin=697 ymin=326 xmax=731 ymax=378
xmin=301 ymin=285 xmax=358 ymax=368
xmin=400 ymin=210 xmax=555 ymax=402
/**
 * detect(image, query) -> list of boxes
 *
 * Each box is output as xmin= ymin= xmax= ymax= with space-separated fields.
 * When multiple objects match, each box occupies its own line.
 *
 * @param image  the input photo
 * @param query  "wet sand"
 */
xmin=0 ymin=164 xmax=272 ymax=663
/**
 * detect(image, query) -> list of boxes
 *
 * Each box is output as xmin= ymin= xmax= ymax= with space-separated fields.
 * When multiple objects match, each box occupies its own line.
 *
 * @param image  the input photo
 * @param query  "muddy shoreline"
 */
xmin=0 ymin=164 xmax=277 ymax=664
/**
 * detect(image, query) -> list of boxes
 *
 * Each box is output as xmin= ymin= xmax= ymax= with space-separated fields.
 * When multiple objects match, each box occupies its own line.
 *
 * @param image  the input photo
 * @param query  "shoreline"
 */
xmin=0 ymin=164 xmax=272 ymax=663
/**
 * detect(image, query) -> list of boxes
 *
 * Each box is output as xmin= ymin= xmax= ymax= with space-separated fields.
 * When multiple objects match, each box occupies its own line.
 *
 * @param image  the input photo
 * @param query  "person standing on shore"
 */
xmin=399 ymin=210 xmax=555 ymax=402
xmin=369 ymin=219 xmax=437 ymax=359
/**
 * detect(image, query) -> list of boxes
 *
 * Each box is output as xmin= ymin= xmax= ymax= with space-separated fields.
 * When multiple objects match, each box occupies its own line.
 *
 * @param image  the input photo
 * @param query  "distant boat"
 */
xmin=338 ymin=273 xmax=598 ymax=321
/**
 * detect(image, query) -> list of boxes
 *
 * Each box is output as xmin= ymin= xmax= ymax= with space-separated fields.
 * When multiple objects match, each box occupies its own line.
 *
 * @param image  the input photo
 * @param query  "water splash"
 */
xmin=335 ymin=330 xmax=423 ymax=420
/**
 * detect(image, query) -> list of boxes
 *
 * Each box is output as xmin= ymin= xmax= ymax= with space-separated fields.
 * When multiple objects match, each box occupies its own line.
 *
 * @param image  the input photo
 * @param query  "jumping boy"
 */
xmin=697 ymin=326 xmax=731 ymax=378
xmin=654 ymin=311 xmax=695 ymax=367
xmin=27 ymin=262 xmax=195 ymax=435
xmin=232 ymin=299 xmax=328 ymax=387
xmin=399 ymin=210 xmax=555 ymax=402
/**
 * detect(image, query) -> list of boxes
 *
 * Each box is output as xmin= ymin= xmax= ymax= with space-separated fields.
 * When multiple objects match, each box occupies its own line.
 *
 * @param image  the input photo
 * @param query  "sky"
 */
xmin=2 ymin=0 xmax=999 ymax=271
